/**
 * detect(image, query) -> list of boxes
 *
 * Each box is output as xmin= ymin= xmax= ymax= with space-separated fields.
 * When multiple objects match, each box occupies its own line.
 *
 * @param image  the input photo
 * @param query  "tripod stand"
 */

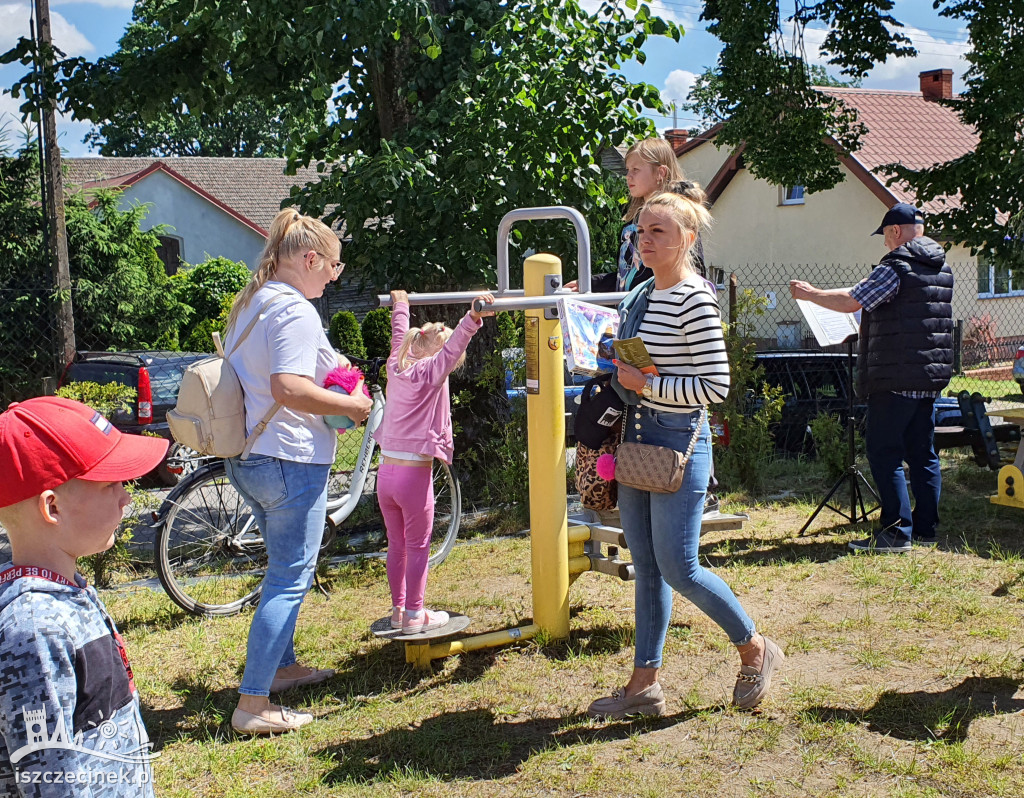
xmin=798 ymin=337 xmax=878 ymax=536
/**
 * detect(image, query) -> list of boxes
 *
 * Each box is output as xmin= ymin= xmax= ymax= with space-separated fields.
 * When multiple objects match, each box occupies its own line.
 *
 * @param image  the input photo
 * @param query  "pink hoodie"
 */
xmin=373 ymin=302 xmax=483 ymax=464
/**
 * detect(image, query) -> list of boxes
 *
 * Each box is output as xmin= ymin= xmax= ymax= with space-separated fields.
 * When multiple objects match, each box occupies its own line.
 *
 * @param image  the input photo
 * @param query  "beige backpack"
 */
xmin=167 ymin=294 xmax=286 ymax=459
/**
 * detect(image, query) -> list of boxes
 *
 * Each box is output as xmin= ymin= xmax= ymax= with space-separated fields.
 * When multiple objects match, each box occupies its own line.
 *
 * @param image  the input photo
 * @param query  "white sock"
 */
xmin=406 ymin=609 xmax=423 ymax=619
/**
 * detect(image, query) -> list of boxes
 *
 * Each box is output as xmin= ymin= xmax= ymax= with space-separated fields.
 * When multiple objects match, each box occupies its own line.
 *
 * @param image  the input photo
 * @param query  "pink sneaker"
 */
xmin=402 ymin=609 xmax=450 ymax=635
xmin=390 ymin=606 xmax=405 ymax=629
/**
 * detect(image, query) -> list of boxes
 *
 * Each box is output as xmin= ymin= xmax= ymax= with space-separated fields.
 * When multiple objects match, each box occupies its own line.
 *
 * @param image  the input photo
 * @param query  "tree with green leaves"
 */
xmin=1 ymin=144 xmax=186 ymax=404
xmin=685 ymin=63 xmax=862 ymax=130
xmin=77 ymin=0 xmax=322 ymax=157
xmin=889 ymin=0 xmax=1024 ymax=265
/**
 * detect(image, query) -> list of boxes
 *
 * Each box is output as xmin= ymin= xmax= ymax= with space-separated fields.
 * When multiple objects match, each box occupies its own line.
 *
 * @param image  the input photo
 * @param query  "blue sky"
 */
xmin=1 ymin=0 xmax=972 ymax=157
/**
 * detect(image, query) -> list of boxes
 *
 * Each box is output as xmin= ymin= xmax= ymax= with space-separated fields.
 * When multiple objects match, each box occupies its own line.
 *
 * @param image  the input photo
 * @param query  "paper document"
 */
xmin=795 ymin=299 xmax=859 ymax=347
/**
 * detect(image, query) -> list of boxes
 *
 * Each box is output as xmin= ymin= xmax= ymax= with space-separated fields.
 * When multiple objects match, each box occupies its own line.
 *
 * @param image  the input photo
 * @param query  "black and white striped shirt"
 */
xmin=636 ymin=275 xmax=730 ymax=412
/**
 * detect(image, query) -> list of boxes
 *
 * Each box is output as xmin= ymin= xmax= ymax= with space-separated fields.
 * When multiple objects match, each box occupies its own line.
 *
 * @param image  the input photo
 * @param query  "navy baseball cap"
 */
xmin=873 ymin=203 xmax=924 ymax=235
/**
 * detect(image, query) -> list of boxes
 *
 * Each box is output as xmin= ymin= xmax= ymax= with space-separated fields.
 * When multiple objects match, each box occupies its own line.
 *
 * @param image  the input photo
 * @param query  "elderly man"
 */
xmin=790 ymin=203 xmax=954 ymax=552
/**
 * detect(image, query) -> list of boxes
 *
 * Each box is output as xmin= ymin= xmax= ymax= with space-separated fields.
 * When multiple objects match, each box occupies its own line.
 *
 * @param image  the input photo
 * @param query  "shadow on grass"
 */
xmin=803 ymin=676 xmax=1024 ymax=743
xmin=698 ymin=529 xmax=856 ymax=567
xmin=143 ymin=680 xmax=240 ymax=750
xmin=115 ymin=606 xmax=198 ymax=634
xmin=315 ymin=705 xmax=721 ymax=784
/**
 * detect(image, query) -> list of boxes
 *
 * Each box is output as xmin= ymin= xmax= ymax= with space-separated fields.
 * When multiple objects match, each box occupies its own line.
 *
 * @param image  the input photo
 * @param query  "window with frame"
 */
xmin=779 ymin=185 xmax=805 ymax=206
xmin=155 ymin=235 xmax=182 ymax=276
xmin=977 ymin=251 xmax=1024 ymax=297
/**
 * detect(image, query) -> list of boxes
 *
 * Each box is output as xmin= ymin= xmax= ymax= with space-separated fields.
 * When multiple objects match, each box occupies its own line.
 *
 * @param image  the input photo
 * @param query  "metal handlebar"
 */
xmin=376 ymin=205 xmax=592 ymax=308
xmin=472 ymin=291 xmax=628 ymax=313
xmin=378 ymin=289 xmax=524 ymax=308
xmin=497 ymin=207 xmax=591 ymax=293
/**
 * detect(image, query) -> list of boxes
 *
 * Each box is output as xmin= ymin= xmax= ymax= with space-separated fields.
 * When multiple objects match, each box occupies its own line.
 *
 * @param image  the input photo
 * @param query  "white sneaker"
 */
xmin=402 ymin=609 xmax=450 ymax=634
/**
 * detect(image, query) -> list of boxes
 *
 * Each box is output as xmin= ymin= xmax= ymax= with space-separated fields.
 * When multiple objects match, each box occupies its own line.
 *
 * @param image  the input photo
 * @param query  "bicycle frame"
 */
xmin=324 ymin=383 xmax=386 ymax=526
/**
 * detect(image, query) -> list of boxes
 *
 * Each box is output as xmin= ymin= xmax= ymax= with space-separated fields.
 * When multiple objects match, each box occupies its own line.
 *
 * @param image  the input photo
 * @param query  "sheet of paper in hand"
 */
xmin=557 ymin=298 xmax=620 ymax=376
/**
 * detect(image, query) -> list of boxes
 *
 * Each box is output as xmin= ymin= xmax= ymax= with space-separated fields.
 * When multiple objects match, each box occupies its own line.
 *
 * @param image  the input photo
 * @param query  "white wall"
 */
xmin=113 ymin=170 xmax=266 ymax=269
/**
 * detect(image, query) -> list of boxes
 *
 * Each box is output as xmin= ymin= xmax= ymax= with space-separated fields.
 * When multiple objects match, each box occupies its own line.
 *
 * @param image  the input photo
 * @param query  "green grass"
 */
xmin=948 ymin=374 xmax=1022 ymax=401
xmin=95 ymin=452 xmax=1024 ymax=797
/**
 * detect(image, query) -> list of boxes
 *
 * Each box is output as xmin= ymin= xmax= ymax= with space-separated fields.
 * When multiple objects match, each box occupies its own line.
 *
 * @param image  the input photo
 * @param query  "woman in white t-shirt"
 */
xmin=223 ymin=210 xmax=372 ymax=736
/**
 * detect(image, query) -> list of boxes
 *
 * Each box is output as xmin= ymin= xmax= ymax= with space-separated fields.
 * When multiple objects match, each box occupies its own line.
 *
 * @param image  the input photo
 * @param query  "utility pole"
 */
xmin=34 ymin=0 xmax=76 ymax=367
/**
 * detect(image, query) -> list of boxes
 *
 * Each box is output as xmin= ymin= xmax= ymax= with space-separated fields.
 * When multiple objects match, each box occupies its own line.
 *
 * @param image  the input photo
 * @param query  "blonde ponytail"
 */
xmin=394 ymin=322 xmax=465 ymax=374
xmin=226 ymin=209 xmax=339 ymax=330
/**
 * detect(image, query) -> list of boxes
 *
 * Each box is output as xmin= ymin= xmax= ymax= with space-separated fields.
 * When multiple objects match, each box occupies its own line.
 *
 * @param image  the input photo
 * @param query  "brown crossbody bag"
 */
xmin=614 ymin=405 xmax=707 ymax=494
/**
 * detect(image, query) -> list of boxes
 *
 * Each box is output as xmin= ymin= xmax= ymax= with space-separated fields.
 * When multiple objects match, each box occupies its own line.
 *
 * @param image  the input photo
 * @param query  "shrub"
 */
xmin=55 ymin=381 xmax=137 ymax=419
xmin=329 ymin=310 xmax=366 ymax=357
xmin=181 ymin=294 xmax=234 ymax=353
xmin=809 ymin=411 xmax=845 ymax=482
xmin=473 ymin=311 xmax=529 ymax=531
xmin=361 ymin=308 xmax=392 ymax=359
xmin=717 ymin=290 xmax=785 ymax=492
xmin=172 ymin=255 xmax=250 ymax=335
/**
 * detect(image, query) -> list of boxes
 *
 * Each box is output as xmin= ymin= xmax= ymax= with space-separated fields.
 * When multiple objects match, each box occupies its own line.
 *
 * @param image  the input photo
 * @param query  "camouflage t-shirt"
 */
xmin=0 ymin=567 xmax=155 ymax=797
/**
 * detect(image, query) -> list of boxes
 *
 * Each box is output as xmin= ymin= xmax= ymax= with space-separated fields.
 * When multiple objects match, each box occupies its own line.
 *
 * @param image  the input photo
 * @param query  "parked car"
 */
xmin=58 ymin=350 xmax=210 ymax=485
xmin=752 ymin=351 xmax=867 ymax=454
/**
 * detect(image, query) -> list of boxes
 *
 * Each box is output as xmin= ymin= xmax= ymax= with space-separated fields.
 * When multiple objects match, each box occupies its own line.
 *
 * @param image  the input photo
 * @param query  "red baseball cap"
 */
xmin=0 ymin=396 xmax=169 ymax=508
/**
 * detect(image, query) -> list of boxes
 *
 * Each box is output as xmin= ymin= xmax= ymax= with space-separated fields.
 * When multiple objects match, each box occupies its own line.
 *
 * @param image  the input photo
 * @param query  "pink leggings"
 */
xmin=377 ymin=463 xmax=435 ymax=612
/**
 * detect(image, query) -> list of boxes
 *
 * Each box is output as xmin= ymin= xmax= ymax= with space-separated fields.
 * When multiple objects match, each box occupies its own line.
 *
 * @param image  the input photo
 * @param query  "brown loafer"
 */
xmin=587 ymin=683 xmax=666 ymax=720
xmin=733 ymin=636 xmax=784 ymax=709
xmin=269 ymin=667 xmax=335 ymax=693
xmin=231 ymin=705 xmax=313 ymax=735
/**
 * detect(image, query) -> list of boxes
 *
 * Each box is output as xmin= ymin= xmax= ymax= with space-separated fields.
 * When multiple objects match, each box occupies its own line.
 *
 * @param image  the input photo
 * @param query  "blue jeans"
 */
xmin=865 ymin=392 xmax=941 ymax=544
xmin=225 ymin=455 xmax=330 ymax=697
xmin=618 ymin=406 xmax=756 ymax=669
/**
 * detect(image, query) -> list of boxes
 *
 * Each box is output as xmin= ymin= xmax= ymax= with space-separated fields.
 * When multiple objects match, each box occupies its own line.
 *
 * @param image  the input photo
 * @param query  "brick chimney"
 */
xmin=664 ymin=129 xmax=688 ymax=152
xmin=920 ymin=69 xmax=953 ymax=101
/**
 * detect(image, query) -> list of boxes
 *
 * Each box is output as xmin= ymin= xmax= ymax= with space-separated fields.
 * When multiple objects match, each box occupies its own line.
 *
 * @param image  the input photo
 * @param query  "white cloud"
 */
xmin=0 ymin=3 xmax=94 ymax=58
xmin=866 ymin=25 xmax=970 ymax=88
xmin=662 ymin=68 xmax=697 ymax=104
xmin=792 ymin=22 xmax=969 ymax=91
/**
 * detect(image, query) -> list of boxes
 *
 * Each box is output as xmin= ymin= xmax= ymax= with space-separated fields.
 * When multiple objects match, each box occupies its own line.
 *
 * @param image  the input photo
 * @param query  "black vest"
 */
xmin=857 ymin=238 xmax=954 ymax=396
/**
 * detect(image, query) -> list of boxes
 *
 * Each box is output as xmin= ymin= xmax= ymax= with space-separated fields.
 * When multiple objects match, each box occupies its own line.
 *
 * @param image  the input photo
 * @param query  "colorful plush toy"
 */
xmin=323 ymin=365 xmax=369 ymax=431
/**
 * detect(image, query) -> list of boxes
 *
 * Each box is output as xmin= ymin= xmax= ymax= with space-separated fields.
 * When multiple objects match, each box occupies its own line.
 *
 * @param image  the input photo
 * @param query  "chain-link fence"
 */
xmin=716 ymin=263 xmax=1024 ymax=409
xmin=5 ymin=263 xmax=1024 ymax=409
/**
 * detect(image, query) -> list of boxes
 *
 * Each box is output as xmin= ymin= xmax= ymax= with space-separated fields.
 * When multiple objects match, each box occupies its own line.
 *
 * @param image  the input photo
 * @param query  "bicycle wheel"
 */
xmin=327 ymin=458 xmax=461 ymax=566
xmin=155 ymin=460 xmax=267 ymax=616
xmin=428 ymin=459 xmax=461 ymax=566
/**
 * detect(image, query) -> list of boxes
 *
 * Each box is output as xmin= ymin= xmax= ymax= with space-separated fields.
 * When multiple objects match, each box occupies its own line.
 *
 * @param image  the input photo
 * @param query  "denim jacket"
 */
xmin=611 ymin=276 xmax=657 ymax=406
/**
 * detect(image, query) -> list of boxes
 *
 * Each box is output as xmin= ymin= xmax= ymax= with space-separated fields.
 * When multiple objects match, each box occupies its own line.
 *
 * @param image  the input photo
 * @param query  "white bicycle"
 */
xmin=151 ymin=357 xmax=462 ymax=617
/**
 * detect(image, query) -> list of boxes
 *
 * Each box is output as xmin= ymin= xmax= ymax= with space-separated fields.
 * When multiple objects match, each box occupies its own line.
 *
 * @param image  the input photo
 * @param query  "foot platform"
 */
xmin=370 ymin=612 xmax=472 ymax=641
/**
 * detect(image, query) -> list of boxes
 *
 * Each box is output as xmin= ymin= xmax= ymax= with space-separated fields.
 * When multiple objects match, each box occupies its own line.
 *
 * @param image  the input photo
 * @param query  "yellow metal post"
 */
xmin=524 ymin=253 xmax=570 ymax=640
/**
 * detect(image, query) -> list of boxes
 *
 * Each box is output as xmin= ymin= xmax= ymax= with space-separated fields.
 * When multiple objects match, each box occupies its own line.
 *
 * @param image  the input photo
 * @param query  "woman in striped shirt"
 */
xmin=587 ymin=191 xmax=784 ymax=720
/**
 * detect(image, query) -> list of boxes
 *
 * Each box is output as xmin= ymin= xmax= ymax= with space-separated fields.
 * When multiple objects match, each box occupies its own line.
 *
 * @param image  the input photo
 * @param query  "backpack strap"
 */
xmin=240 ymin=402 xmax=283 ymax=460
xmin=222 ymin=291 xmax=297 ymax=460
xmin=221 ymin=293 xmax=291 ymax=357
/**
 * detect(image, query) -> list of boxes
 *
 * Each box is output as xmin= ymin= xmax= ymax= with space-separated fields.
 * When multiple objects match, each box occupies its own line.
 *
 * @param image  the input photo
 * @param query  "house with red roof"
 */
xmin=670 ymin=69 xmax=1022 ymax=355
xmin=64 ymin=157 xmax=377 ymax=318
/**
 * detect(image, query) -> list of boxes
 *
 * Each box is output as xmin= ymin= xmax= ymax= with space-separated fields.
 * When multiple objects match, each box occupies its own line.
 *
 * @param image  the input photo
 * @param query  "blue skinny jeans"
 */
xmin=618 ymin=406 xmax=756 ymax=669
xmin=225 ymin=455 xmax=330 ymax=697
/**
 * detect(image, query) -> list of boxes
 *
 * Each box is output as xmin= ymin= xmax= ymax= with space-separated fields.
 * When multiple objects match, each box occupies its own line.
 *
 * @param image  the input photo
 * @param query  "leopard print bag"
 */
xmin=576 ymin=425 xmax=620 ymax=511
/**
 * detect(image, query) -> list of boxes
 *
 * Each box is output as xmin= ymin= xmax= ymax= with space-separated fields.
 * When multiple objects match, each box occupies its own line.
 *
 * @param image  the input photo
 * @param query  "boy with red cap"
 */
xmin=0 ymin=397 xmax=168 ymax=796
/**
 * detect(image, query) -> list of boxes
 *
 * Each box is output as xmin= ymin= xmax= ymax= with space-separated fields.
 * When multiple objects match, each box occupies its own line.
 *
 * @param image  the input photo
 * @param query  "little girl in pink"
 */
xmin=375 ymin=289 xmax=494 ymax=634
